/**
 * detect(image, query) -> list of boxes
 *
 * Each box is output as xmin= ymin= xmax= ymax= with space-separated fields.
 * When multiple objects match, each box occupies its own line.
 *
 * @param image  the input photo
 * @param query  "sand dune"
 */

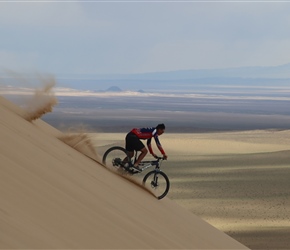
xmin=0 ymin=96 xmax=247 ymax=248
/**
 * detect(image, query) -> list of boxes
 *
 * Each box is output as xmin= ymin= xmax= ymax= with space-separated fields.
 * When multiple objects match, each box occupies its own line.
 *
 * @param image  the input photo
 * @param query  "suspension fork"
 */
xmin=152 ymin=168 xmax=161 ymax=187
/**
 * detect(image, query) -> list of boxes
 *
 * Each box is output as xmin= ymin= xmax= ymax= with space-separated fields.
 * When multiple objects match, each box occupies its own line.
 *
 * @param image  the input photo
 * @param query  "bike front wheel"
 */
xmin=143 ymin=170 xmax=170 ymax=200
xmin=102 ymin=146 xmax=130 ymax=170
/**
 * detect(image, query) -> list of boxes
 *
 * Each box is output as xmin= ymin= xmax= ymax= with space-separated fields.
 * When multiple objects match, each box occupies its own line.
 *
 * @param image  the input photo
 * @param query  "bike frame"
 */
xmin=132 ymin=151 xmax=163 ymax=173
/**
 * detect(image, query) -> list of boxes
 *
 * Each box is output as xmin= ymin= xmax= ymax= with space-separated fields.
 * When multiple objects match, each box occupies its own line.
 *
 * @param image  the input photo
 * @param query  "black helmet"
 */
xmin=156 ymin=123 xmax=165 ymax=130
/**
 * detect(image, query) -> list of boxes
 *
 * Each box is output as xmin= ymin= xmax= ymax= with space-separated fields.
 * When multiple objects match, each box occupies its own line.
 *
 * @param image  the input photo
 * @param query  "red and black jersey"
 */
xmin=130 ymin=127 xmax=165 ymax=155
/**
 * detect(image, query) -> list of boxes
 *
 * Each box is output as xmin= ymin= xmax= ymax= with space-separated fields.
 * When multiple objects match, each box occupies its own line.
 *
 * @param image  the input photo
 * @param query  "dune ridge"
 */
xmin=0 ymin=96 xmax=247 ymax=249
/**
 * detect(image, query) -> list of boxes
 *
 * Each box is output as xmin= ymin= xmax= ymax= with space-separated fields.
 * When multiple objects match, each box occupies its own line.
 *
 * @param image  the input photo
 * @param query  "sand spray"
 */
xmin=23 ymin=77 xmax=58 ymax=121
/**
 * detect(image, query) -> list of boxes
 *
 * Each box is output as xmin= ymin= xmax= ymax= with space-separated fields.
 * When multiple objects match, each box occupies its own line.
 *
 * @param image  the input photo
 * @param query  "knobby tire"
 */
xmin=102 ymin=146 xmax=130 ymax=168
xmin=143 ymin=170 xmax=170 ymax=200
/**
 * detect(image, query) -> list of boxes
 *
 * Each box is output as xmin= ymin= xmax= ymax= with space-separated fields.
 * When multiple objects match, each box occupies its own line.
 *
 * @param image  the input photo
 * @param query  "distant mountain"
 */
xmin=106 ymin=86 xmax=122 ymax=92
xmin=2 ymin=63 xmax=290 ymax=92
xmin=56 ymin=63 xmax=290 ymax=81
xmin=128 ymin=63 xmax=290 ymax=80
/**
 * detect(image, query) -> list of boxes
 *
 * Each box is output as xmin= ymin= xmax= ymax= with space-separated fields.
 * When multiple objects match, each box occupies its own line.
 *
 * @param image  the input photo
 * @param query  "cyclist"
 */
xmin=125 ymin=123 xmax=168 ymax=171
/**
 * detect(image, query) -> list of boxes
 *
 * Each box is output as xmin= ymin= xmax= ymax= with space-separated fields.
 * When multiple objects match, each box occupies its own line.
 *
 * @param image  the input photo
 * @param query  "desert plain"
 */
xmin=94 ymin=130 xmax=290 ymax=249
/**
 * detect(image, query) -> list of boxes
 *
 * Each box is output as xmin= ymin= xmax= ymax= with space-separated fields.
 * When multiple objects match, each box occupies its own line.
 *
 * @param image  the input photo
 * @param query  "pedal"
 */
xmin=129 ymin=166 xmax=142 ymax=173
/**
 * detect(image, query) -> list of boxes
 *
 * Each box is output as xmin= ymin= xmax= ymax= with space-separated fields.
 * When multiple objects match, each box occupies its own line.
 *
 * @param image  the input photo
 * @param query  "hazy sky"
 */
xmin=1 ymin=1 xmax=290 ymax=75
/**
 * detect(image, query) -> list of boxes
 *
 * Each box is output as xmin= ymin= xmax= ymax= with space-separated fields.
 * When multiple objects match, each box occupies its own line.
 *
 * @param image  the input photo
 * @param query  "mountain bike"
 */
xmin=102 ymin=146 xmax=170 ymax=200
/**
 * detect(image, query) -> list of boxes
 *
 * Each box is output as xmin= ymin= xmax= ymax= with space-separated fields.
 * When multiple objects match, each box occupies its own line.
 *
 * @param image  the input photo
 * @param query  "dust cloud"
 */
xmin=59 ymin=133 xmax=101 ymax=163
xmin=23 ymin=78 xmax=58 ymax=121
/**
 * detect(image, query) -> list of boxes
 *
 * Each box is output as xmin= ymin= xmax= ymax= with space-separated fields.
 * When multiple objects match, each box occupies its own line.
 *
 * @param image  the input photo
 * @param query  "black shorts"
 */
xmin=125 ymin=132 xmax=145 ymax=152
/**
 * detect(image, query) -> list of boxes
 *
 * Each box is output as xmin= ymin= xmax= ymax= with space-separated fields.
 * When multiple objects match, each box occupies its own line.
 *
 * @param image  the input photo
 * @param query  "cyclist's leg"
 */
xmin=125 ymin=132 xmax=147 ymax=167
xmin=124 ymin=132 xmax=139 ymax=164
xmin=127 ymin=151 xmax=134 ymax=158
xmin=134 ymin=147 xmax=148 ymax=167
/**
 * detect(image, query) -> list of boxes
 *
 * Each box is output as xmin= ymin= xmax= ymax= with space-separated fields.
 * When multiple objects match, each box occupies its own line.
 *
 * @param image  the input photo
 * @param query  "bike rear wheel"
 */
xmin=102 ymin=146 xmax=131 ymax=170
xmin=143 ymin=170 xmax=170 ymax=200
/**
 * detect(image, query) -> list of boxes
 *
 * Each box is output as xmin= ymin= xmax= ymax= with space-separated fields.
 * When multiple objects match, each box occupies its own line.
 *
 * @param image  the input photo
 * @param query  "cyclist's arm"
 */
xmin=154 ymin=135 xmax=166 ymax=156
xmin=146 ymin=138 xmax=154 ymax=155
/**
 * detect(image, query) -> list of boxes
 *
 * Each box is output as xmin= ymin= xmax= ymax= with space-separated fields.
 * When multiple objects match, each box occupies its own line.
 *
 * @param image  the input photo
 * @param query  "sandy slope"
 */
xmin=0 ymin=96 xmax=247 ymax=249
